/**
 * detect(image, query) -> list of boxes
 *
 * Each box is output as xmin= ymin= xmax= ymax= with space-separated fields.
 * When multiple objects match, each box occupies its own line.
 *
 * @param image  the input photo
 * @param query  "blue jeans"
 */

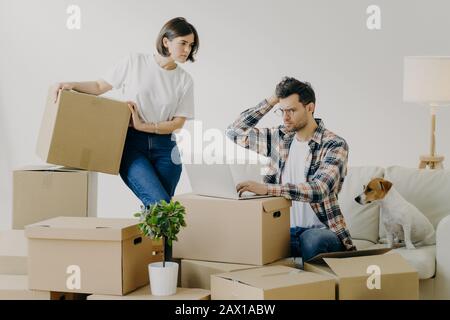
xmin=119 ymin=128 xmax=182 ymax=261
xmin=290 ymin=227 xmax=345 ymax=263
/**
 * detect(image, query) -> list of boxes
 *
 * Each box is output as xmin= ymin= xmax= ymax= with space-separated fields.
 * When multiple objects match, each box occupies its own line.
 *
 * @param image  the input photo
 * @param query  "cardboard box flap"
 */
xmin=25 ymin=217 xmax=142 ymax=241
xmin=214 ymin=266 xmax=331 ymax=290
xmin=306 ymin=247 xmax=392 ymax=264
xmin=14 ymin=165 xmax=83 ymax=173
xmin=59 ymin=89 xmax=123 ymax=105
xmin=323 ymin=252 xmax=418 ymax=278
xmin=64 ymin=89 xmax=124 ymax=105
xmin=261 ymin=197 xmax=292 ymax=213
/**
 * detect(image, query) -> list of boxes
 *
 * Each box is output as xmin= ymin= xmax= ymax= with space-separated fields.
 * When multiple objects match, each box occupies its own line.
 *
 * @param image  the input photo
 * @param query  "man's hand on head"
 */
xmin=267 ymin=94 xmax=279 ymax=107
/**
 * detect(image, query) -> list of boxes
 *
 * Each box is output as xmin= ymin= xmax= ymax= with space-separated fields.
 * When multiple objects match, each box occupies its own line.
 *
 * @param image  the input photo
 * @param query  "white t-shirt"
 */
xmin=281 ymin=136 xmax=326 ymax=229
xmin=101 ymin=53 xmax=195 ymax=123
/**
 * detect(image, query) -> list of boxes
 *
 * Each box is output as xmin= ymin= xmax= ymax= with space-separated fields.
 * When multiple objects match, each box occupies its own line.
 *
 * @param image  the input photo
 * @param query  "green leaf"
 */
xmin=132 ymin=199 xmax=186 ymax=247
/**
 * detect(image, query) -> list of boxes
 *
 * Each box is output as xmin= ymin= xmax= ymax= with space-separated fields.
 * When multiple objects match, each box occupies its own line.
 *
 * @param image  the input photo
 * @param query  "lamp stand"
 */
xmin=419 ymin=106 xmax=445 ymax=169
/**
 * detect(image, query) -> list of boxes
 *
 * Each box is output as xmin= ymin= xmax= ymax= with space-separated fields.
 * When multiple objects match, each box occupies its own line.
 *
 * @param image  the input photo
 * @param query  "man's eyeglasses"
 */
xmin=274 ymin=108 xmax=295 ymax=117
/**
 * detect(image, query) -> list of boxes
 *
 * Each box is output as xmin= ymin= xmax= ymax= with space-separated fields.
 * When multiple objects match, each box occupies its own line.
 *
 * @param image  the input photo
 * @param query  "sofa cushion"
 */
xmin=339 ymin=166 xmax=384 ymax=244
xmin=380 ymin=166 xmax=450 ymax=240
xmin=394 ymin=245 xmax=436 ymax=280
xmin=364 ymin=243 xmax=436 ymax=280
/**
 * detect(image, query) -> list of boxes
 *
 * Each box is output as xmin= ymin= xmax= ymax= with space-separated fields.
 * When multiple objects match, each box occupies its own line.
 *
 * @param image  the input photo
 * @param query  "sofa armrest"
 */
xmin=435 ymin=215 xmax=450 ymax=299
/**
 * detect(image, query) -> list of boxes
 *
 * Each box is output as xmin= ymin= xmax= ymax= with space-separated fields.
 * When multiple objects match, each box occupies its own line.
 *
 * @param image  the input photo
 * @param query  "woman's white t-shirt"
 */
xmin=101 ymin=53 xmax=195 ymax=123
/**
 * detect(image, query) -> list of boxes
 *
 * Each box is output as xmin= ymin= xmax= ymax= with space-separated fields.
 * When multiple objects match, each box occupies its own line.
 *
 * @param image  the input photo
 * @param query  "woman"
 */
xmin=53 ymin=17 xmax=199 ymax=260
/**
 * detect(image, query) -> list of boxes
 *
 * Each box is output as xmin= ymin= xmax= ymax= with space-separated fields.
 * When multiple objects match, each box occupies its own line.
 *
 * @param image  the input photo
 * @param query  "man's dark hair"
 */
xmin=275 ymin=77 xmax=316 ymax=105
xmin=156 ymin=17 xmax=199 ymax=62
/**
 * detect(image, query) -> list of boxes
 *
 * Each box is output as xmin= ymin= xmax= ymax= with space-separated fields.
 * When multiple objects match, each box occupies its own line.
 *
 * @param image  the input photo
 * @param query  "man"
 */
xmin=226 ymin=77 xmax=355 ymax=263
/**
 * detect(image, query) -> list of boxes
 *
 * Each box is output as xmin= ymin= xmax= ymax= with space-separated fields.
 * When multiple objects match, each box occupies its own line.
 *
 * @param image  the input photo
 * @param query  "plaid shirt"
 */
xmin=226 ymin=99 xmax=355 ymax=251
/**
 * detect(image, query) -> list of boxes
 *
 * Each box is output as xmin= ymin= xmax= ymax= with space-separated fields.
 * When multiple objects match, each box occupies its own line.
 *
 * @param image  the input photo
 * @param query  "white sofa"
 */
xmin=339 ymin=166 xmax=450 ymax=300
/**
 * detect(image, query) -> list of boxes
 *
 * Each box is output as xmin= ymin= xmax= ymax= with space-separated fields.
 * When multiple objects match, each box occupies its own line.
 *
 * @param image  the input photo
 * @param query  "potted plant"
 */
xmin=134 ymin=199 xmax=187 ymax=296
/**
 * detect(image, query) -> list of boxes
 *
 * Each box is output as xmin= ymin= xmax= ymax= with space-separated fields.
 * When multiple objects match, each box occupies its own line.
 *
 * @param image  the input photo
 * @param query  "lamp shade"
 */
xmin=403 ymin=56 xmax=450 ymax=106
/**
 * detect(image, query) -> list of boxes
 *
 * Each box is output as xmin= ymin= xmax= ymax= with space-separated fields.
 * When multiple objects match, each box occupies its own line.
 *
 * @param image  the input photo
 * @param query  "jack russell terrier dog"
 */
xmin=354 ymin=178 xmax=435 ymax=249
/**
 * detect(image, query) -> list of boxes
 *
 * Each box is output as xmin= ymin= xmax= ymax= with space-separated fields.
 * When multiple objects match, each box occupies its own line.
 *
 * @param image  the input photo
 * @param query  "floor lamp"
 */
xmin=403 ymin=56 xmax=450 ymax=169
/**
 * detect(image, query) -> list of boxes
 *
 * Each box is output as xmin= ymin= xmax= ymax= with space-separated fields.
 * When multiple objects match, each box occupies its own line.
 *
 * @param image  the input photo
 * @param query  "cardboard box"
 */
xmin=0 ymin=275 xmax=89 ymax=300
xmin=304 ymin=249 xmax=419 ymax=300
xmin=36 ymin=89 xmax=130 ymax=175
xmin=211 ymin=266 xmax=335 ymax=300
xmin=182 ymin=260 xmax=256 ymax=290
xmin=181 ymin=257 xmax=300 ymax=290
xmin=13 ymin=165 xmax=97 ymax=229
xmin=25 ymin=217 xmax=164 ymax=295
xmin=87 ymin=286 xmax=210 ymax=300
xmin=268 ymin=257 xmax=302 ymax=268
xmin=0 ymin=230 xmax=28 ymax=274
xmin=173 ymin=194 xmax=291 ymax=265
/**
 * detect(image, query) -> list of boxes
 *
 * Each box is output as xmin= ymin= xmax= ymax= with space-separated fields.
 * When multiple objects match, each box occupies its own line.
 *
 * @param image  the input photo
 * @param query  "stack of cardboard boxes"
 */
xmin=13 ymin=87 xmax=131 ymax=229
xmin=1 ymin=89 xmax=210 ymax=300
xmin=1 ymin=88 xmax=420 ymax=300
xmin=171 ymin=194 xmax=337 ymax=299
xmin=171 ymin=193 xmax=420 ymax=300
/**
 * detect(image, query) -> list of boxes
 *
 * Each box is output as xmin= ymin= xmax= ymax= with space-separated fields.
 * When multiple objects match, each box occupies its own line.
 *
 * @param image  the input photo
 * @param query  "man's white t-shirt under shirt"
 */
xmin=101 ymin=53 xmax=195 ymax=123
xmin=281 ymin=136 xmax=326 ymax=229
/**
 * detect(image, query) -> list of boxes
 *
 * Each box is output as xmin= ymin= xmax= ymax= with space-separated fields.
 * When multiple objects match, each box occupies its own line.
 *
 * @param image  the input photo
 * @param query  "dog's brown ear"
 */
xmin=379 ymin=180 xmax=393 ymax=192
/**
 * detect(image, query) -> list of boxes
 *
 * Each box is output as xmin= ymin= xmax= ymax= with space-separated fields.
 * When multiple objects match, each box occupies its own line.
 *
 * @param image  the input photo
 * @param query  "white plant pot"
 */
xmin=148 ymin=261 xmax=178 ymax=296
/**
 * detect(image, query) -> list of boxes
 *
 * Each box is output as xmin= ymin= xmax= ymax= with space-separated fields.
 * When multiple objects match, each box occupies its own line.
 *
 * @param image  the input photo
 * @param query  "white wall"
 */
xmin=1 ymin=0 xmax=450 ymax=228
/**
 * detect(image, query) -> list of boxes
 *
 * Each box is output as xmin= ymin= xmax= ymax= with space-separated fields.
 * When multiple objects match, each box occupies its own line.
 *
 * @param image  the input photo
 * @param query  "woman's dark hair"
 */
xmin=156 ymin=17 xmax=199 ymax=62
xmin=275 ymin=77 xmax=316 ymax=105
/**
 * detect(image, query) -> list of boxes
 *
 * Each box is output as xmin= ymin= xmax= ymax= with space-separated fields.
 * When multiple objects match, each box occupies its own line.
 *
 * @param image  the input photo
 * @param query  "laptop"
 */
xmin=184 ymin=163 xmax=273 ymax=200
